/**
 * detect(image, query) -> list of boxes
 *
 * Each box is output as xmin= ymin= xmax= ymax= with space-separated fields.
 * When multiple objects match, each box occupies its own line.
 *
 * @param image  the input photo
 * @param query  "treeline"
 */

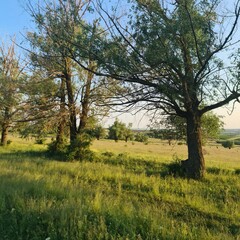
xmin=90 ymin=119 xmax=149 ymax=143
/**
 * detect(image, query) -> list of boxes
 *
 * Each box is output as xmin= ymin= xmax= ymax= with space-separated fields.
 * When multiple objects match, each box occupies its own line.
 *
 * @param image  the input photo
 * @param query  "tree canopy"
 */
xmin=91 ymin=0 xmax=240 ymax=178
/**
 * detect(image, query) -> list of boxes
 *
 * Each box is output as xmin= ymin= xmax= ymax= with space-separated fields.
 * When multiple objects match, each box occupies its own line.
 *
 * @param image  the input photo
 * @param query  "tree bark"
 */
xmin=1 ymin=123 xmax=9 ymax=146
xmin=56 ymin=78 xmax=66 ymax=146
xmin=183 ymin=112 xmax=205 ymax=179
xmin=78 ymin=61 xmax=95 ymax=133
xmin=1 ymin=107 xmax=11 ymax=146
xmin=64 ymin=58 xmax=77 ymax=144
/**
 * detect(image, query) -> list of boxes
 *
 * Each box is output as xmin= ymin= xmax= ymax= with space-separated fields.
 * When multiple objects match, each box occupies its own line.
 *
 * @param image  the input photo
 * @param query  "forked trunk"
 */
xmin=183 ymin=113 xmax=205 ymax=179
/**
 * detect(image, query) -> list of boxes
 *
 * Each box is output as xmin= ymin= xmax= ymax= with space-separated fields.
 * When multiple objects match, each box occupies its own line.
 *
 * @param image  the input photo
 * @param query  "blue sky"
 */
xmin=0 ymin=0 xmax=239 ymax=129
xmin=0 ymin=0 xmax=32 ymax=37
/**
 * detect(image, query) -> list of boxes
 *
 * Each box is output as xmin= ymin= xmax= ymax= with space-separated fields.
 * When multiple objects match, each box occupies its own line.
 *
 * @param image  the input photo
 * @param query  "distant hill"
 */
xmin=222 ymin=129 xmax=240 ymax=135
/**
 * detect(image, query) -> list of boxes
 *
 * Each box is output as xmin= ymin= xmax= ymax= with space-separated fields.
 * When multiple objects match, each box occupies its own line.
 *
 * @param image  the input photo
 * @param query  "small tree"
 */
xmin=153 ymin=112 xmax=223 ymax=144
xmin=122 ymin=123 xmax=134 ymax=142
xmin=108 ymin=119 xmax=127 ymax=142
xmin=222 ymin=141 xmax=234 ymax=149
xmin=91 ymin=125 xmax=106 ymax=140
xmin=135 ymin=132 xmax=149 ymax=144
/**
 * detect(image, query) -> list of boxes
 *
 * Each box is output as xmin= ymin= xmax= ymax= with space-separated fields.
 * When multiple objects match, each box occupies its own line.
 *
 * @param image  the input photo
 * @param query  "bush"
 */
xmin=234 ymin=141 xmax=240 ymax=145
xmin=47 ymin=139 xmax=68 ymax=157
xmin=67 ymin=133 xmax=94 ymax=161
xmin=222 ymin=140 xmax=234 ymax=149
xmin=135 ymin=133 xmax=148 ymax=144
xmin=101 ymin=151 xmax=114 ymax=158
xmin=35 ymin=138 xmax=46 ymax=144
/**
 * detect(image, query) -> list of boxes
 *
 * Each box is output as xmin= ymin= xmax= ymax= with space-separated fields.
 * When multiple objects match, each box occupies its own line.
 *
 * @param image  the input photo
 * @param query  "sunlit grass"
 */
xmin=92 ymin=138 xmax=240 ymax=169
xmin=0 ymin=136 xmax=239 ymax=239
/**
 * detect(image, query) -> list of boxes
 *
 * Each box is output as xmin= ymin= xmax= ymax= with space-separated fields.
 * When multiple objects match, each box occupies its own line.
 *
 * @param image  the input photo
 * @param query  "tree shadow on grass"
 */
xmin=94 ymin=152 xmax=189 ymax=178
xmin=0 ymin=149 xmax=48 ymax=162
xmin=0 ymin=172 xmax=80 ymax=240
xmin=207 ymin=167 xmax=240 ymax=176
xmin=95 ymin=152 xmax=166 ymax=176
xmin=95 ymin=152 xmax=240 ymax=178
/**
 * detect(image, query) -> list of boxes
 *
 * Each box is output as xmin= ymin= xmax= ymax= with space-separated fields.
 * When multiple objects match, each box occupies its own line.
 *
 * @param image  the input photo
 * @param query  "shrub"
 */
xmin=35 ymin=138 xmax=46 ymax=144
xmin=47 ymin=139 xmax=68 ymax=157
xmin=221 ymin=140 xmax=234 ymax=149
xmin=234 ymin=141 xmax=240 ymax=145
xmin=101 ymin=151 xmax=114 ymax=158
xmin=135 ymin=133 xmax=149 ymax=144
xmin=67 ymin=133 xmax=94 ymax=161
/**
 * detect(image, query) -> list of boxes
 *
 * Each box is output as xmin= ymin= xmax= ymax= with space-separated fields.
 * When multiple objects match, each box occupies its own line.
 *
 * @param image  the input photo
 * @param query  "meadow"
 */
xmin=0 ymin=136 xmax=239 ymax=239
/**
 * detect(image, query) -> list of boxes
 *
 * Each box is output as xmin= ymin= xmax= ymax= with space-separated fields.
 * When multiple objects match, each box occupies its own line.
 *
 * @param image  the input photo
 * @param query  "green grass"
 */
xmin=0 ymin=137 xmax=239 ymax=239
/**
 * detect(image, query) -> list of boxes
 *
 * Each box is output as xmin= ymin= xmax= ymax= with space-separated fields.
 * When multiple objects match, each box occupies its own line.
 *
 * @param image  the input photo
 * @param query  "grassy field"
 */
xmin=0 ymin=136 xmax=239 ymax=239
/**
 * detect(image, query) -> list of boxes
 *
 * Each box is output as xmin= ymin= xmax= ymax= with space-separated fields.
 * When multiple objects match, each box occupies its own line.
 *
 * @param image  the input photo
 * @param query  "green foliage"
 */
xmin=67 ymin=132 xmax=94 ymax=161
xmin=35 ymin=138 xmax=46 ymax=145
xmin=108 ymin=119 xmax=133 ymax=142
xmin=47 ymin=139 xmax=68 ymax=157
xmin=222 ymin=140 xmax=234 ymax=149
xmin=201 ymin=113 xmax=224 ymax=142
xmin=89 ymin=125 xmax=106 ymax=140
xmin=123 ymin=123 xmax=134 ymax=142
xmin=151 ymin=112 xmax=223 ymax=144
xmin=134 ymin=132 xmax=149 ymax=144
xmin=0 ymin=41 xmax=27 ymax=145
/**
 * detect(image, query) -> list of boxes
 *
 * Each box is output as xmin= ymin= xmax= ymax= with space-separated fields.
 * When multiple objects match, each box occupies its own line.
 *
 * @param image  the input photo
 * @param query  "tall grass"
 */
xmin=0 ymin=137 xmax=239 ymax=239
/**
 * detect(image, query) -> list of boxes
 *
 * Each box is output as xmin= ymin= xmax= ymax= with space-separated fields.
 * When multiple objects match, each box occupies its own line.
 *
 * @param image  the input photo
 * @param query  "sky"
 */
xmin=0 ymin=0 xmax=32 ymax=36
xmin=0 ymin=0 xmax=240 ymax=129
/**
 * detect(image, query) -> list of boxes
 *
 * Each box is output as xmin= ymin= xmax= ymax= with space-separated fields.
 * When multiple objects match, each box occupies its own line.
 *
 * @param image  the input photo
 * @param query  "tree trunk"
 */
xmin=1 ymin=123 xmax=9 ymax=146
xmin=183 ymin=113 xmax=205 ymax=179
xmin=1 ymin=107 xmax=11 ymax=146
xmin=78 ymin=61 xmax=95 ymax=133
xmin=64 ymin=59 xmax=77 ymax=144
xmin=56 ymin=78 xmax=66 ymax=146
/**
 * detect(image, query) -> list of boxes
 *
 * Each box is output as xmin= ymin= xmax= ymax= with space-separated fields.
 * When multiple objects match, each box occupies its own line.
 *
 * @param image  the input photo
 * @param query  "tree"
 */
xmin=152 ymin=112 xmax=223 ymax=144
xmin=90 ymin=125 xmax=106 ymax=140
xmin=123 ymin=123 xmax=134 ymax=142
xmin=201 ymin=113 xmax=224 ymax=142
xmin=134 ymin=132 xmax=149 ymax=144
xmin=27 ymin=0 xmax=108 ymax=159
xmin=0 ymin=41 xmax=26 ymax=145
xmin=92 ymin=0 xmax=240 ymax=178
xmin=108 ymin=119 xmax=127 ymax=142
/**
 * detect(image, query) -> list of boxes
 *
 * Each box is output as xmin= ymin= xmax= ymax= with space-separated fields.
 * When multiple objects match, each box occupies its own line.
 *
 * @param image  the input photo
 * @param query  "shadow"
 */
xmin=0 ymin=146 xmax=72 ymax=163
xmin=235 ymin=169 xmax=240 ymax=175
xmin=207 ymin=167 xmax=236 ymax=175
xmin=0 ymin=149 xmax=49 ymax=163
xmin=0 ymin=172 xmax=82 ymax=239
xmin=94 ymin=152 xmax=190 ymax=179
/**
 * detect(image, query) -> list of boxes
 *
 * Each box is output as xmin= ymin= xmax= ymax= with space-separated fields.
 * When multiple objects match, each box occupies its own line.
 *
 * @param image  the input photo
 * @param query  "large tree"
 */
xmin=90 ymin=0 xmax=240 ymax=178
xmin=27 ymin=0 xmax=110 ymax=158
